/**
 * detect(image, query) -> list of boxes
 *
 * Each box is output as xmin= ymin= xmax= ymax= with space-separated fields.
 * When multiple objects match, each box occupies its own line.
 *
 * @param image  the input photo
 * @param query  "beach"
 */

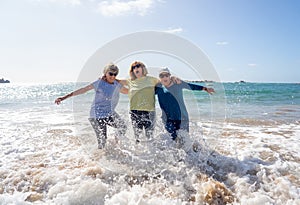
xmin=0 ymin=82 xmax=299 ymax=204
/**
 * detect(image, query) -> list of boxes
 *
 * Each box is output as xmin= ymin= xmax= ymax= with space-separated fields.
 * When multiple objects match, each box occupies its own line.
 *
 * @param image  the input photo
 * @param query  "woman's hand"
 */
xmin=55 ymin=97 xmax=63 ymax=105
xmin=171 ymin=76 xmax=182 ymax=84
xmin=204 ymin=87 xmax=215 ymax=94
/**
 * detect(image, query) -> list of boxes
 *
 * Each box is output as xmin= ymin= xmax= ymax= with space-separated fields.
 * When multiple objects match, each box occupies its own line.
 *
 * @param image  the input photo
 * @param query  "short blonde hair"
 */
xmin=129 ymin=61 xmax=148 ymax=80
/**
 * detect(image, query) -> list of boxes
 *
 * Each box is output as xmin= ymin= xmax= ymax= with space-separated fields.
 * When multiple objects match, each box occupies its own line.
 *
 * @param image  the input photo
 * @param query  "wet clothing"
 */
xmin=164 ymin=120 xmax=181 ymax=140
xmin=89 ymin=79 xmax=126 ymax=148
xmin=130 ymin=110 xmax=155 ymax=141
xmin=89 ymin=113 xmax=126 ymax=149
xmin=155 ymin=81 xmax=204 ymax=139
xmin=127 ymin=76 xmax=159 ymax=141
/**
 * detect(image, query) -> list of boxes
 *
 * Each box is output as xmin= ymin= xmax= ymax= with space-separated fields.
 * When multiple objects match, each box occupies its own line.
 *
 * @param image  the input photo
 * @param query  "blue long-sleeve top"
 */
xmin=155 ymin=81 xmax=204 ymax=122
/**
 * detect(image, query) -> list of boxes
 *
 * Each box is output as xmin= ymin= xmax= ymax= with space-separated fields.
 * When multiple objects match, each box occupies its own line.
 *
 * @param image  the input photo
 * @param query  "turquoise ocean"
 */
xmin=0 ymin=82 xmax=299 ymax=204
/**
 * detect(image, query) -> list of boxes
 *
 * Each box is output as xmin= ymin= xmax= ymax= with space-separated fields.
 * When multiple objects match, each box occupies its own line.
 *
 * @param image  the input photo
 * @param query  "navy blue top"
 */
xmin=155 ymin=81 xmax=204 ymax=122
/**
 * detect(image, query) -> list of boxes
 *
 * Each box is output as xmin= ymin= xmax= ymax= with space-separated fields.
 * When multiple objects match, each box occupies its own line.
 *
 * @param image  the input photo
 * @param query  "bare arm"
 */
xmin=55 ymin=84 xmax=94 ymax=105
xmin=203 ymin=87 xmax=215 ymax=94
xmin=120 ymin=86 xmax=128 ymax=94
xmin=118 ymin=79 xmax=128 ymax=86
xmin=117 ymin=79 xmax=129 ymax=94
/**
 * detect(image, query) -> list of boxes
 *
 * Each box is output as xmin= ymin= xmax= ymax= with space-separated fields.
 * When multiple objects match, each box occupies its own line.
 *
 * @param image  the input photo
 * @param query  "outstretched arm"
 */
xmin=184 ymin=81 xmax=215 ymax=94
xmin=202 ymin=87 xmax=215 ymax=94
xmin=55 ymin=84 xmax=94 ymax=105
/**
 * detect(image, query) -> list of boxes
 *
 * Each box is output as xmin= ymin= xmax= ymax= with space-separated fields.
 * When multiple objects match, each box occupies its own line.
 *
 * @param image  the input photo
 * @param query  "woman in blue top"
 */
xmin=155 ymin=68 xmax=215 ymax=141
xmin=55 ymin=63 xmax=128 ymax=149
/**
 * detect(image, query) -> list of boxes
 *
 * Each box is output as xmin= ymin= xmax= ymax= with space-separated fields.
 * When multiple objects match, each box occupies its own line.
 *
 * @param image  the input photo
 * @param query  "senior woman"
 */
xmin=55 ymin=63 xmax=128 ymax=149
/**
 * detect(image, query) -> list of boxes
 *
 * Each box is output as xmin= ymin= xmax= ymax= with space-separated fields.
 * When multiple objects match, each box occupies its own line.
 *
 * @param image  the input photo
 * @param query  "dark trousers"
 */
xmin=130 ymin=110 xmax=155 ymax=141
xmin=164 ymin=119 xmax=189 ymax=140
xmin=165 ymin=120 xmax=181 ymax=140
xmin=89 ymin=113 xmax=126 ymax=149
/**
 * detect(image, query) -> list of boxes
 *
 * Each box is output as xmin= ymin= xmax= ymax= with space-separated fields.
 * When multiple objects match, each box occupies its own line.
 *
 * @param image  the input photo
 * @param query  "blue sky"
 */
xmin=1 ymin=0 xmax=299 ymax=83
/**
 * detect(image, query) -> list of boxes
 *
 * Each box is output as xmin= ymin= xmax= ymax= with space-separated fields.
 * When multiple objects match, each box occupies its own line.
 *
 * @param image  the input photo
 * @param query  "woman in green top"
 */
xmin=121 ymin=61 xmax=159 ymax=142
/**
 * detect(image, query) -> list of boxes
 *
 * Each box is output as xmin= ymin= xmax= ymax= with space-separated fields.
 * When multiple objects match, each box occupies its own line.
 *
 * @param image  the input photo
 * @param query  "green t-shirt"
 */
xmin=127 ymin=76 xmax=159 ymax=111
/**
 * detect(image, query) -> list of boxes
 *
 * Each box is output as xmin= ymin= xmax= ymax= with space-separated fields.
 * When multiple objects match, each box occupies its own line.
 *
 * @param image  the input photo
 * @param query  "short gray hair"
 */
xmin=103 ymin=63 xmax=119 ymax=74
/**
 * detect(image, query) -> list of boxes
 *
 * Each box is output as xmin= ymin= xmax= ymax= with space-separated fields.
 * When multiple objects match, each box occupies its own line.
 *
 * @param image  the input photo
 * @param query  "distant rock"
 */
xmin=0 ymin=78 xmax=10 ymax=83
xmin=234 ymin=80 xmax=246 ymax=83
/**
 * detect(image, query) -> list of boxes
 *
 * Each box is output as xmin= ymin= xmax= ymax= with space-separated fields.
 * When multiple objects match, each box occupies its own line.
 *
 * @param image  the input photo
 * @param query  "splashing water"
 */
xmin=0 ymin=83 xmax=299 ymax=204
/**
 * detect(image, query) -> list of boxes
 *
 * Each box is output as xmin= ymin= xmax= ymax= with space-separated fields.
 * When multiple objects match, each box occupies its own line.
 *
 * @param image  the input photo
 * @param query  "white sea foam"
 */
xmin=1 ymin=104 xmax=300 ymax=205
xmin=1 ymin=83 xmax=300 ymax=204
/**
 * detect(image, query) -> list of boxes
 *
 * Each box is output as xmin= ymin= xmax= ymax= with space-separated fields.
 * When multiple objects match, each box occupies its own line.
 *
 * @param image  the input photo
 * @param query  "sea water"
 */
xmin=0 ymin=82 xmax=299 ymax=205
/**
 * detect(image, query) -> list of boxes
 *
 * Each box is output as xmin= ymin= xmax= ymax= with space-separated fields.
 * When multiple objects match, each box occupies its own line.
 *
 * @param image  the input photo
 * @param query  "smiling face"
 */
xmin=105 ymin=71 xmax=118 ymax=84
xmin=132 ymin=65 xmax=143 ymax=78
xmin=130 ymin=61 xmax=148 ymax=80
xmin=159 ymin=72 xmax=171 ymax=86
xmin=103 ymin=63 xmax=119 ymax=84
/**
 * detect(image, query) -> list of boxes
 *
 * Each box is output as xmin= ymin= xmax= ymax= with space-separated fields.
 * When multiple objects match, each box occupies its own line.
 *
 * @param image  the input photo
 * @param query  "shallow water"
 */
xmin=0 ymin=83 xmax=299 ymax=204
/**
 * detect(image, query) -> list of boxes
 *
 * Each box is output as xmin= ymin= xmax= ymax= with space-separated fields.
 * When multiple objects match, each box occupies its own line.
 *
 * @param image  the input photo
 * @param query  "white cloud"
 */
xmin=248 ymin=63 xmax=257 ymax=67
xmin=216 ymin=41 xmax=229 ymax=46
xmin=164 ymin=27 xmax=183 ymax=34
xmin=31 ymin=0 xmax=81 ymax=6
xmin=97 ymin=0 xmax=155 ymax=17
xmin=30 ymin=0 xmax=159 ymax=15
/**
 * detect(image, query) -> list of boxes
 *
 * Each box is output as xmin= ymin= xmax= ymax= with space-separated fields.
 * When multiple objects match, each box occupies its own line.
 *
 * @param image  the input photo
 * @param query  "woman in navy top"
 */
xmin=55 ymin=63 xmax=128 ymax=149
xmin=155 ymin=68 xmax=214 ymax=141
